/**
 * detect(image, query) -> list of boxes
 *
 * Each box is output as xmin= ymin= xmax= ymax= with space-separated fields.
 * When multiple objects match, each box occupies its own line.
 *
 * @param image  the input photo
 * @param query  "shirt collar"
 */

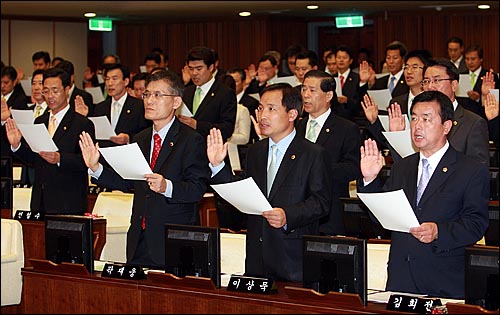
xmin=269 ymin=129 xmax=296 ymax=154
xmin=153 ymin=116 xmax=176 ymax=140
xmin=113 ymin=93 xmax=128 ymax=106
xmin=309 ymin=108 xmax=331 ymax=128
xmin=50 ymin=104 xmax=70 ymax=122
xmin=419 ymin=141 xmax=449 ymax=172
xmin=198 ymin=77 xmax=215 ymax=95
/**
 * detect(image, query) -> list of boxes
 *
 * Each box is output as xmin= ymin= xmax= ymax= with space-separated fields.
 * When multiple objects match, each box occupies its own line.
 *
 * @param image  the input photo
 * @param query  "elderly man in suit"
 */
xmin=79 ymin=70 xmax=209 ymax=268
xmin=207 ymin=83 xmax=332 ymax=282
xmin=5 ymin=67 xmax=95 ymax=214
xmin=358 ymin=90 xmax=489 ymax=298
xmin=298 ymin=70 xmax=360 ymax=236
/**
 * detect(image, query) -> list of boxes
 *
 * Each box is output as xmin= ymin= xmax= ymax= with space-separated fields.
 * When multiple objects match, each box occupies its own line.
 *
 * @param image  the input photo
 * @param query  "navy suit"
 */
xmin=69 ymin=86 xmax=94 ymax=116
xmin=297 ymin=113 xmax=360 ymax=235
xmin=240 ymin=93 xmax=260 ymax=144
xmin=182 ymin=80 xmax=236 ymax=141
xmin=211 ymin=134 xmax=332 ymax=282
xmin=371 ymin=74 xmax=409 ymax=100
xmin=457 ymin=69 xmax=500 ymax=118
xmin=331 ymin=72 xmax=368 ymax=120
xmin=358 ymin=146 xmax=489 ymax=298
xmin=93 ymin=118 xmax=209 ymax=267
xmin=13 ymin=109 xmax=95 ymax=214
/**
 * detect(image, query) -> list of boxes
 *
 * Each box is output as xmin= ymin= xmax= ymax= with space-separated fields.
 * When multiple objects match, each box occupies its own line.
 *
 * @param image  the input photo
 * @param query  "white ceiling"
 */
xmin=1 ymin=1 xmax=498 ymax=22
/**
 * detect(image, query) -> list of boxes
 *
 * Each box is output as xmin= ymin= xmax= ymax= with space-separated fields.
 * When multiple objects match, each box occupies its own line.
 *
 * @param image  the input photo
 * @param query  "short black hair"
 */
xmin=295 ymin=50 xmax=319 ymax=67
xmin=31 ymin=69 xmax=46 ymax=82
xmin=261 ymin=83 xmax=302 ymax=118
xmin=1 ymin=66 xmax=17 ymax=81
xmin=405 ymin=49 xmax=433 ymax=66
xmin=56 ymin=60 xmax=75 ymax=76
xmin=146 ymin=70 xmax=184 ymax=97
xmin=303 ymin=70 xmax=336 ymax=93
xmin=103 ymin=63 xmax=131 ymax=80
xmin=43 ymin=67 xmax=70 ymax=88
xmin=425 ymin=58 xmax=459 ymax=82
xmin=465 ymin=44 xmax=484 ymax=59
xmin=144 ymin=52 xmax=161 ymax=65
xmin=411 ymin=90 xmax=454 ymax=123
xmin=186 ymin=46 xmax=215 ymax=68
xmin=32 ymin=51 xmax=51 ymax=64
xmin=386 ymin=41 xmax=407 ymax=58
xmin=447 ymin=36 xmax=464 ymax=47
xmin=227 ymin=67 xmax=246 ymax=82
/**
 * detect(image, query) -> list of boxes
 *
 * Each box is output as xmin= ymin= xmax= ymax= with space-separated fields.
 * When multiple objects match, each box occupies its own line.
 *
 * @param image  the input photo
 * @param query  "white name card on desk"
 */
xmin=11 ymin=109 xmax=35 ymax=124
xmin=382 ymin=129 xmax=418 ymax=158
xmin=367 ymin=89 xmax=392 ymax=111
xmin=17 ymin=123 xmax=58 ymax=153
xmin=88 ymin=116 xmax=116 ymax=139
xmin=357 ymin=189 xmax=420 ymax=233
xmin=211 ymin=177 xmax=271 ymax=215
xmin=99 ymin=143 xmax=152 ymax=180
xmin=85 ymin=87 xmax=105 ymax=104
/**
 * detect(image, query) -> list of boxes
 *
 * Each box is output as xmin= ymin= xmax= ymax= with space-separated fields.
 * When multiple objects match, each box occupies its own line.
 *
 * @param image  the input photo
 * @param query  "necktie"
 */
xmin=111 ymin=101 xmax=120 ymax=128
xmin=306 ymin=119 xmax=318 ymax=142
xmin=48 ymin=115 xmax=57 ymax=137
xmin=193 ymin=87 xmax=202 ymax=115
xmin=340 ymin=75 xmax=345 ymax=89
xmin=267 ymin=145 xmax=278 ymax=196
xmin=416 ymin=158 xmax=431 ymax=205
xmin=34 ymin=104 xmax=43 ymax=118
xmin=471 ymin=72 xmax=476 ymax=86
xmin=389 ymin=76 xmax=396 ymax=94
xmin=150 ymin=134 xmax=162 ymax=169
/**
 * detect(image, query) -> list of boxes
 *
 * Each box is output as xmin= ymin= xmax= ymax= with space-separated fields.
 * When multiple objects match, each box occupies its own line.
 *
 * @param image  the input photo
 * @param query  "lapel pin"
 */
xmin=127 ymin=109 xmax=131 ymax=114
xmin=325 ymin=128 xmax=330 ymax=133
xmin=453 ymin=121 xmax=458 ymax=126
xmin=211 ymin=92 xmax=215 ymax=97
xmin=348 ymin=77 xmax=352 ymax=81
xmin=63 ymin=126 xmax=67 ymax=131
xmin=291 ymin=155 xmax=296 ymax=160
xmin=442 ymin=167 xmax=448 ymax=173
xmin=169 ymin=142 xmax=174 ymax=147
xmin=400 ymin=80 xmax=404 ymax=84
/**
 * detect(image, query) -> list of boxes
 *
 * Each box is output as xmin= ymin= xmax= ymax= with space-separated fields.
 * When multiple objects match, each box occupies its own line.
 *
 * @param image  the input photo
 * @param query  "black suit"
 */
xmin=211 ymin=133 xmax=332 ymax=282
xmin=297 ymin=113 xmax=361 ymax=235
xmin=13 ymin=109 xmax=95 ymax=214
xmin=6 ymin=87 xmax=28 ymax=110
xmin=182 ymin=80 xmax=236 ymax=141
xmin=91 ymin=94 xmax=151 ymax=148
xmin=370 ymin=74 xmax=409 ymax=100
xmin=69 ymin=86 xmax=95 ymax=116
xmin=456 ymin=58 xmax=468 ymax=74
xmin=240 ymin=93 xmax=260 ymax=144
xmin=93 ymin=118 xmax=209 ymax=267
xmin=457 ymin=69 xmax=500 ymax=118
xmin=358 ymin=146 xmax=489 ymax=298
xmin=332 ymin=72 xmax=368 ymax=120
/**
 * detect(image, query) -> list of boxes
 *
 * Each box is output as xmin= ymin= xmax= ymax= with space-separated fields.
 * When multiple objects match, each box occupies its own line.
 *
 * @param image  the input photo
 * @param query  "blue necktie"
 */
xmin=267 ymin=145 xmax=278 ymax=196
xmin=389 ymin=76 xmax=396 ymax=94
xmin=416 ymin=159 xmax=430 ymax=205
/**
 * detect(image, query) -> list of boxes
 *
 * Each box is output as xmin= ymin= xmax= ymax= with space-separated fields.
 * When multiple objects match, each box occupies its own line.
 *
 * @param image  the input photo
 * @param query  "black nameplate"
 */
xmin=387 ymin=294 xmax=442 ymax=313
xmin=101 ymin=263 xmax=146 ymax=280
xmin=14 ymin=210 xmax=44 ymax=221
xmin=227 ymin=275 xmax=277 ymax=294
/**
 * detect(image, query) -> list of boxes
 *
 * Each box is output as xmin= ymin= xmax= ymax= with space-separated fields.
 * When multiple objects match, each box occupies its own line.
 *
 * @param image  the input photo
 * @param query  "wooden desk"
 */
xmin=17 ymin=217 xmax=106 ymax=268
xmin=199 ymin=192 xmax=219 ymax=227
xmin=20 ymin=267 xmax=498 ymax=314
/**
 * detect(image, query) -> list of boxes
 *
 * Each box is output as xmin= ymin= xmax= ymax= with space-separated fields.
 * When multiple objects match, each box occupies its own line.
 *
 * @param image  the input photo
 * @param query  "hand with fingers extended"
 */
xmin=206 ymin=128 xmax=228 ymax=167
xmin=388 ymin=102 xmax=405 ymax=131
xmin=360 ymin=138 xmax=384 ymax=182
xmin=361 ymin=94 xmax=379 ymax=124
xmin=79 ymin=131 xmax=100 ymax=172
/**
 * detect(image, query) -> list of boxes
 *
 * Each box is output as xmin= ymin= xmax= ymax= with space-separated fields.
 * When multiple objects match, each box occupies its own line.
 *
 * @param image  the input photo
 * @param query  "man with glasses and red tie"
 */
xmin=80 ymin=70 xmax=209 ymax=269
xmin=5 ymin=67 xmax=95 ymax=214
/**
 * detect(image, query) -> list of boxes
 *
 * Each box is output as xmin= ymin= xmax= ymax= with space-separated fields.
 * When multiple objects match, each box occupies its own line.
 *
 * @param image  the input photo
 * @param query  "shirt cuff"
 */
xmin=88 ymin=163 xmax=103 ymax=179
xmin=209 ymin=161 xmax=225 ymax=177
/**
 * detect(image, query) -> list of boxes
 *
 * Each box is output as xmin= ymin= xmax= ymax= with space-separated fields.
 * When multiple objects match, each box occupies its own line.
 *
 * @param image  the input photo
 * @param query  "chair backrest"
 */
xmin=1 ymin=218 xmax=24 ymax=262
xmin=220 ymin=232 xmax=246 ymax=276
xmin=367 ymin=241 xmax=390 ymax=291
xmin=92 ymin=191 xmax=134 ymax=218
xmin=12 ymin=187 xmax=32 ymax=216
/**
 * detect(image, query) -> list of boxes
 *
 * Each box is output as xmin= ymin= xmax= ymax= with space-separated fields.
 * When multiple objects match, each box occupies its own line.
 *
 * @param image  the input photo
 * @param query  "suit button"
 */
xmin=259 ymin=237 xmax=263 ymax=242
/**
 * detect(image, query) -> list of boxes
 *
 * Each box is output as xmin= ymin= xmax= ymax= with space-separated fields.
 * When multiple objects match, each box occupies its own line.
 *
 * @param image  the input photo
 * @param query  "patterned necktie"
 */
xmin=471 ymin=72 xmax=476 ymax=86
xmin=111 ymin=101 xmax=120 ymax=128
xmin=389 ymin=76 xmax=396 ymax=94
xmin=340 ymin=75 xmax=345 ymax=89
xmin=193 ymin=87 xmax=202 ymax=115
xmin=150 ymin=134 xmax=162 ymax=169
xmin=48 ymin=115 xmax=57 ymax=137
xmin=416 ymin=158 xmax=430 ymax=205
xmin=34 ymin=104 xmax=43 ymax=118
xmin=267 ymin=145 xmax=278 ymax=197
xmin=306 ymin=119 xmax=318 ymax=142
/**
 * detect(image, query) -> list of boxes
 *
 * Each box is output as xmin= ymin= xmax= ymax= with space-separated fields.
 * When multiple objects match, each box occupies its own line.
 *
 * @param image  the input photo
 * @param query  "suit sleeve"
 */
xmin=464 ymin=116 xmax=490 ymax=166
xmin=331 ymin=122 xmax=361 ymax=183
xmin=196 ymin=89 xmax=237 ymax=141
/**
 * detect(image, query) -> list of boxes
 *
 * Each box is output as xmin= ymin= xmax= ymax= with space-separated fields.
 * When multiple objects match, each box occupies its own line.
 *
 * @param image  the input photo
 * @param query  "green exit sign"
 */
xmin=89 ymin=18 xmax=113 ymax=31
xmin=335 ymin=16 xmax=364 ymax=28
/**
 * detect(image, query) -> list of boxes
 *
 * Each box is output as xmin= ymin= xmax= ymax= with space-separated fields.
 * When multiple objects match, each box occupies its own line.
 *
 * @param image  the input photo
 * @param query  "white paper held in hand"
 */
xmin=98 ymin=143 xmax=152 ymax=180
xmin=16 ymin=123 xmax=58 ymax=152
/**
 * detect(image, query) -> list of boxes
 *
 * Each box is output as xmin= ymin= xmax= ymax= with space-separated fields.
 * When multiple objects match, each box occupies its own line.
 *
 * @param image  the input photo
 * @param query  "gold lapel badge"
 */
xmin=442 ymin=167 xmax=448 ymax=173
xmin=291 ymin=155 xmax=296 ymax=160
xmin=169 ymin=142 xmax=174 ymax=147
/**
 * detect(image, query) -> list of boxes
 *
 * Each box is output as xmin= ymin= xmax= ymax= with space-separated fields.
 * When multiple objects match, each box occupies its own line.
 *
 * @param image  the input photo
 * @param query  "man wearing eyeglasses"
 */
xmin=90 ymin=63 xmax=151 ymax=150
xmin=5 ymin=67 xmax=95 ymax=214
xmin=80 ymin=70 xmax=209 ymax=269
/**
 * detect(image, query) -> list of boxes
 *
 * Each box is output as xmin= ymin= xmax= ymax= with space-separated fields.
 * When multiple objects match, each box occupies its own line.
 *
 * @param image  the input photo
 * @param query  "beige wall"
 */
xmin=1 ymin=19 xmax=87 ymax=87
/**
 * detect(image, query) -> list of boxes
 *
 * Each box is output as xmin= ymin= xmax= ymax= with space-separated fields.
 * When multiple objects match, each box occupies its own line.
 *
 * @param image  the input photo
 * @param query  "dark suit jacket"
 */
xmin=69 ymin=86 xmax=95 ymax=116
xmin=297 ymin=113 xmax=360 ymax=235
xmin=240 ymin=93 xmax=260 ymax=144
xmin=93 ymin=119 xmax=209 ymax=267
xmin=457 ymin=69 xmax=500 ymax=118
xmin=13 ymin=109 xmax=95 ymax=214
xmin=7 ymin=87 xmax=28 ymax=110
xmin=211 ymin=134 xmax=332 ymax=282
xmin=371 ymin=74 xmax=409 ymax=99
xmin=488 ymin=116 xmax=499 ymax=151
xmin=357 ymin=146 xmax=489 ymax=298
xmin=92 ymin=94 xmax=151 ymax=148
xmin=332 ymin=72 xmax=368 ymax=120
xmin=456 ymin=58 xmax=468 ymax=74
xmin=183 ymin=80 xmax=237 ymax=141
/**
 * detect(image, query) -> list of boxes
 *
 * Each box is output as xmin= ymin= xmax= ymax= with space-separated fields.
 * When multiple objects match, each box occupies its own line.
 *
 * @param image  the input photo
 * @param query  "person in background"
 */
xmin=128 ymin=72 xmax=150 ymax=99
xmin=51 ymin=57 xmax=64 ymax=68
xmin=32 ymin=51 xmax=51 ymax=70
xmin=481 ymin=71 xmax=499 ymax=151
xmin=207 ymin=83 xmax=332 ymax=282
xmin=56 ymin=60 xmax=94 ymax=116
xmin=245 ymin=54 xmax=279 ymax=96
xmin=283 ymin=44 xmax=305 ymax=76
xmin=324 ymin=51 xmax=338 ymax=76
xmin=358 ymin=90 xmax=489 ymax=298
xmin=79 ymin=70 xmax=209 ymax=268
xmin=446 ymin=36 xmax=468 ymax=74
xmin=144 ymin=52 xmax=162 ymax=74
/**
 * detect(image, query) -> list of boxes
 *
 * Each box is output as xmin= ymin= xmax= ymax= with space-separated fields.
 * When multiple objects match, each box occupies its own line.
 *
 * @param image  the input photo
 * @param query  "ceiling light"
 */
xmin=307 ymin=5 xmax=319 ymax=10
xmin=478 ymin=4 xmax=490 ymax=9
xmin=84 ymin=12 xmax=96 ymax=18
xmin=239 ymin=11 xmax=251 ymax=17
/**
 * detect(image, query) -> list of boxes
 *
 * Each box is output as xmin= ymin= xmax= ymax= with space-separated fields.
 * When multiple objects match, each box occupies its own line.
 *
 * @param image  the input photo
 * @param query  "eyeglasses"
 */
xmin=421 ymin=78 xmax=453 ymax=86
xmin=41 ymin=88 xmax=63 ymax=96
xmin=142 ymin=91 xmax=178 ymax=99
xmin=403 ymin=64 xmax=424 ymax=71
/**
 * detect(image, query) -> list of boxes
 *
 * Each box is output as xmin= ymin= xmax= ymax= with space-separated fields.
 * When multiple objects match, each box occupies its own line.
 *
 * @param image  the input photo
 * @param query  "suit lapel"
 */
xmin=448 ymin=105 xmax=465 ymax=140
xmin=52 ymin=110 xmax=74 ymax=142
xmin=252 ymin=139 xmax=269 ymax=196
xmin=268 ymin=136 xmax=302 ymax=200
xmin=418 ymin=147 xmax=456 ymax=206
xmin=315 ymin=112 xmax=335 ymax=145
xmin=194 ymin=82 xmax=218 ymax=118
xmin=152 ymin=119 xmax=179 ymax=171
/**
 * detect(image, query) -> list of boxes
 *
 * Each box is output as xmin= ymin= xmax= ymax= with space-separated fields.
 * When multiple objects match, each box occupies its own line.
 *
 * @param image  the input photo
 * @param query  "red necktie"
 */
xmin=150 ymin=134 xmax=162 ymax=169
xmin=340 ymin=75 xmax=345 ymax=89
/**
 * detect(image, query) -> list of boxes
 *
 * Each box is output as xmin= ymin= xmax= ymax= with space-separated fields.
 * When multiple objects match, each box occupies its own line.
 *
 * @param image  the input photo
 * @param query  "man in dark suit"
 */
xmin=55 ymin=60 xmax=95 ymax=116
xmin=180 ymin=46 xmax=236 ymax=142
xmin=447 ymin=36 xmax=468 ymax=74
xmin=1 ymin=66 xmax=27 ymax=110
xmin=80 ymin=70 xmax=209 ymax=268
xmin=298 ymin=70 xmax=360 ymax=236
xmin=90 ymin=63 xmax=151 ymax=149
xmin=358 ymin=90 xmax=489 ymax=298
xmin=207 ymin=83 xmax=332 ymax=282
xmin=5 ymin=67 xmax=95 ymax=214
xmin=366 ymin=41 xmax=409 ymax=100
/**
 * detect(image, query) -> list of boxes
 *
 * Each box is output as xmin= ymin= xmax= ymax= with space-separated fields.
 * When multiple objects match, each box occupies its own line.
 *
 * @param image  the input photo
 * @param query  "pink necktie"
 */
xmin=340 ymin=75 xmax=345 ymax=89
